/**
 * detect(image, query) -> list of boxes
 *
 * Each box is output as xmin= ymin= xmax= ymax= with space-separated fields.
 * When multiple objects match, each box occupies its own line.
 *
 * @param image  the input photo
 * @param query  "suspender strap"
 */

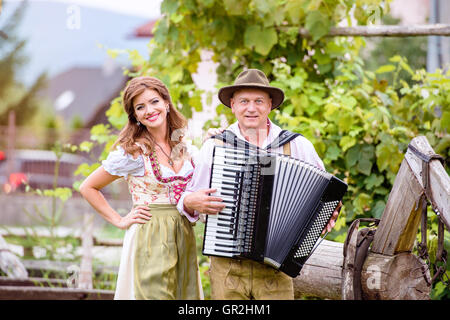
xmin=265 ymin=130 xmax=302 ymax=151
xmin=211 ymin=130 xmax=257 ymax=151
xmin=283 ymin=141 xmax=291 ymax=156
xmin=211 ymin=129 xmax=301 ymax=153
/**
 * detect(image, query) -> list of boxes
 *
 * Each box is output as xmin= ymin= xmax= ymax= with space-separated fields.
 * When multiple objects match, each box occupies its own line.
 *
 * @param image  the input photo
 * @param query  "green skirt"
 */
xmin=133 ymin=204 xmax=201 ymax=300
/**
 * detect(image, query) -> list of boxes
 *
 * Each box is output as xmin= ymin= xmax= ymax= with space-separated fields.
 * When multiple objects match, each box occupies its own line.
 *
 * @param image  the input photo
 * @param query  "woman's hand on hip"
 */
xmin=117 ymin=205 xmax=152 ymax=230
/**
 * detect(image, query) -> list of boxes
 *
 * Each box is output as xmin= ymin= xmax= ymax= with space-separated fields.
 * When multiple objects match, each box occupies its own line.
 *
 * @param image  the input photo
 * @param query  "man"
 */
xmin=177 ymin=69 xmax=340 ymax=299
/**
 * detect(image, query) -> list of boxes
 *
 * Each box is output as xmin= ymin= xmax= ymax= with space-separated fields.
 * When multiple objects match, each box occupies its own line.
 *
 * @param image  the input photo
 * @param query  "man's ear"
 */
xmin=229 ymin=98 xmax=236 ymax=114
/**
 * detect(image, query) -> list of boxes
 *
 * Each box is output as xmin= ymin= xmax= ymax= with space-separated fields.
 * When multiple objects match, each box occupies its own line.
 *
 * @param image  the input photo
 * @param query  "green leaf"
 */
xmin=305 ymin=11 xmax=330 ymax=42
xmin=375 ymin=64 xmax=396 ymax=74
xmin=188 ymin=94 xmax=203 ymax=112
xmin=74 ymin=163 xmax=100 ymax=177
xmin=338 ymin=113 xmax=354 ymax=133
xmin=223 ymin=0 xmax=249 ymax=15
xmin=371 ymin=200 xmax=386 ymax=219
xmin=354 ymin=193 xmax=371 ymax=213
xmin=253 ymin=0 xmax=276 ymax=14
xmin=161 ymin=0 xmax=179 ymax=15
xmin=341 ymin=96 xmax=357 ymax=108
xmin=325 ymin=143 xmax=340 ymax=161
xmin=79 ymin=141 xmax=93 ymax=153
xmin=376 ymin=141 xmax=402 ymax=173
xmin=364 ymin=174 xmax=384 ymax=189
xmin=340 ymin=136 xmax=356 ymax=152
xmin=345 ymin=145 xmax=361 ymax=168
xmin=286 ymin=0 xmax=305 ymax=24
xmin=90 ymin=124 xmax=113 ymax=144
xmin=244 ymin=25 xmax=278 ymax=56
xmin=357 ymin=158 xmax=372 ymax=176
xmin=441 ymin=111 xmax=450 ymax=130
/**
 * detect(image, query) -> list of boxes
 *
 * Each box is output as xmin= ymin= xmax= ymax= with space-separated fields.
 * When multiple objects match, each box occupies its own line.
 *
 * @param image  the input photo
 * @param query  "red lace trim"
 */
xmin=147 ymin=150 xmax=194 ymax=203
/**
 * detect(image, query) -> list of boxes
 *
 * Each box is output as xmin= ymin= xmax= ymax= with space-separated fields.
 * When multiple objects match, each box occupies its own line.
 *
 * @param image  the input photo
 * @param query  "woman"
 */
xmin=80 ymin=76 xmax=202 ymax=300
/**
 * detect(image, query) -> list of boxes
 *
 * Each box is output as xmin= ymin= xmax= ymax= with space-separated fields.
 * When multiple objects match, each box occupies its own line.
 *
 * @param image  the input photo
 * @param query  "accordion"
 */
xmin=202 ymin=145 xmax=348 ymax=277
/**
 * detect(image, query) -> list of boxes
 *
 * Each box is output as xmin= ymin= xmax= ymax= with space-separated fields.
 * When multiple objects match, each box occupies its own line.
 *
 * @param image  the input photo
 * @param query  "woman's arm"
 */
xmin=79 ymin=166 xmax=151 ymax=230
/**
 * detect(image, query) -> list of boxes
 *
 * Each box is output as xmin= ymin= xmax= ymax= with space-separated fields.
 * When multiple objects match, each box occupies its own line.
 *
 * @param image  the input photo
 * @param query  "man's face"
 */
xmin=230 ymin=89 xmax=272 ymax=133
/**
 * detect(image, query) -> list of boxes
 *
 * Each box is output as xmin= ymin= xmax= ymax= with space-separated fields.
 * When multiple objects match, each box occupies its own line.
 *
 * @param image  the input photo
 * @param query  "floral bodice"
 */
xmin=102 ymin=144 xmax=196 ymax=206
xmin=127 ymin=149 xmax=194 ymax=206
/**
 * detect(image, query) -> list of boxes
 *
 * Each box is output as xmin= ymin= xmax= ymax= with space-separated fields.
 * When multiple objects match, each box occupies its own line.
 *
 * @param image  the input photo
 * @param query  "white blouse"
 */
xmin=102 ymin=145 xmax=197 ymax=179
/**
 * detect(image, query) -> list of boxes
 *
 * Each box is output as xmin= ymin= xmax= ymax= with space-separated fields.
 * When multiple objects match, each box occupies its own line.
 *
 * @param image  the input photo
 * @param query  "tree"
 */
xmin=0 ymin=1 xmax=47 ymax=126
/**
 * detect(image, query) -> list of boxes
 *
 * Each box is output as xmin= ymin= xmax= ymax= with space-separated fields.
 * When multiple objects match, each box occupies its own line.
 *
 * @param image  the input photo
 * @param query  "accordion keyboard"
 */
xmin=202 ymin=147 xmax=247 ymax=257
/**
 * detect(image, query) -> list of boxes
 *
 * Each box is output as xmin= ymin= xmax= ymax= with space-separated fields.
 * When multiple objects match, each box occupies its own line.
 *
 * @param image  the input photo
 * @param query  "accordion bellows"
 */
xmin=202 ymin=145 xmax=348 ymax=277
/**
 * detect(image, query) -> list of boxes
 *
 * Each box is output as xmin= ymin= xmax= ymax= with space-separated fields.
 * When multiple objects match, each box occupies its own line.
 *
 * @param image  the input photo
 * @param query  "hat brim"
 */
xmin=218 ymin=84 xmax=284 ymax=110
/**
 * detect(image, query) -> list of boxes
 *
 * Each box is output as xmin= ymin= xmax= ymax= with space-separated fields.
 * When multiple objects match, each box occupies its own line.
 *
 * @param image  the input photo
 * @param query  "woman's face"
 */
xmin=133 ymin=89 xmax=168 ymax=131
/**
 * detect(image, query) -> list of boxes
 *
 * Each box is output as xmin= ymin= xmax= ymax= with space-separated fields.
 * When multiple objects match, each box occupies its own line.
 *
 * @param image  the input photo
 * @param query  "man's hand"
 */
xmin=184 ymin=188 xmax=226 ymax=215
xmin=322 ymin=201 xmax=342 ymax=235
xmin=203 ymin=127 xmax=225 ymax=142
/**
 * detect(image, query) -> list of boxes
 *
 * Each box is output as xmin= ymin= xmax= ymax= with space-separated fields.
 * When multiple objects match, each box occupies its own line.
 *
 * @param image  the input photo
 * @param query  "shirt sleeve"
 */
xmin=289 ymin=136 xmax=325 ymax=170
xmin=177 ymin=139 xmax=215 ymax=222
xmin=185 ymin=140 xmax=200 ymax=164
xmin=101 ymin=146 xmax=145 ymax=179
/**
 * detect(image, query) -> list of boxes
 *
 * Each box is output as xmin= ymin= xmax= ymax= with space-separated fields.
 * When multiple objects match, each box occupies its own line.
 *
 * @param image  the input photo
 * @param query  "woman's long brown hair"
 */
xmin=112 ymin=76 xmax=188 ymax=158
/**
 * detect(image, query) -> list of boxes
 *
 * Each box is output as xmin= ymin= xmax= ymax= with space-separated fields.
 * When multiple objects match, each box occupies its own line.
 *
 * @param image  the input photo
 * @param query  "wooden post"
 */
xmin=403 ymin=137 xmax=450 ymax=230
xmin=371 ymin=136 xmax=450 ymax=255
xmin=6 ymin=111 xmax=16 ymax=178
xmin=78 ymin=213 xmax=94 ymax=290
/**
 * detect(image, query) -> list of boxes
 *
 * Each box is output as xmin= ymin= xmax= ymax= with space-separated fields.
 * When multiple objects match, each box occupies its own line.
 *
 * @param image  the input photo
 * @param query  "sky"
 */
xmin=2 ymin=0 xmax=162 ymax=85
xmin=5 ymin=0 xmax=163 ymax=18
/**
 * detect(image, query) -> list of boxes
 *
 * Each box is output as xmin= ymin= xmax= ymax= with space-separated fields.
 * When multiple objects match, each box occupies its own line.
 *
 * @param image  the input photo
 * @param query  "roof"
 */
xmin=3 ymin=149 xmax=88 ymax=164
xmin=132 ymin=20 xmax=157 ymax=38
xmin=40 ymin=65 xmax=128 ymax=125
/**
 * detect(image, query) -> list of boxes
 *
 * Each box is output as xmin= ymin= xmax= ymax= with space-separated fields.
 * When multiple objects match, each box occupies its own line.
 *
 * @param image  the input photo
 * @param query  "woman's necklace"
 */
xmin=153 ymin=141 xmax=174 ymax=167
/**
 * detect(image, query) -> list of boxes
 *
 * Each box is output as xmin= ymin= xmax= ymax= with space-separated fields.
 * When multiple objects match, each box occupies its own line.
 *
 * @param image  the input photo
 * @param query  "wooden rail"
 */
xmin=0 ymin=285 xmax=114 ymax=300
xmin=298 ymin=24 xmax=450 ymax=37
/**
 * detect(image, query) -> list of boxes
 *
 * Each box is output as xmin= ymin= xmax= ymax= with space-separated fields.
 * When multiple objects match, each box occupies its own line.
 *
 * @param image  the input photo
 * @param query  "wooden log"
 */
xmin=0 ymin=286 xmax=114 ymax=300
xmin=293 ymin=240 xmax=431 ymax=300
xmin=361 ymin=252 xmax=431 ymax=300
xmin=294 ymin=240 xmax=343 ymax=300
xmin=298 ymin=24 xmax=450 ymax=37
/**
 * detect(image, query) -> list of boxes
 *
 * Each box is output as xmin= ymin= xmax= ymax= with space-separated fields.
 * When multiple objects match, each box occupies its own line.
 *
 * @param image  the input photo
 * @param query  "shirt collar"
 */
xmin=228 ymin=119 xmax=282 ymax=149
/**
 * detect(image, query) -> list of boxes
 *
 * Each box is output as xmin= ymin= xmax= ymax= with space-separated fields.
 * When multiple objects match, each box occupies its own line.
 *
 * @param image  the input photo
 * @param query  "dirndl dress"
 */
xmin=102 ymin=145 xmax=202 ymax=300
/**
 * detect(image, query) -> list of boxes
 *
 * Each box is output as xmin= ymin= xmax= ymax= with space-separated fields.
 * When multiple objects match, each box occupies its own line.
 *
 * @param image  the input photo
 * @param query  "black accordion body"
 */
xmin=202 ymin=145 xmax=348 ymax=277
